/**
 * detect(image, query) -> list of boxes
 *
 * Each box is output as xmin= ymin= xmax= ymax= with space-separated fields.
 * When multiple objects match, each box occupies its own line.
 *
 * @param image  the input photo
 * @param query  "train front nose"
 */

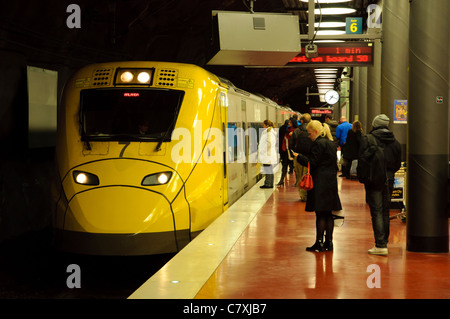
xmin=68 ymin=187 xmax=174 ymax=233
xmin=58 ymin=187 xmax=182 ymax=255
xmin=54 ymin=160 xmax=190 ymax=255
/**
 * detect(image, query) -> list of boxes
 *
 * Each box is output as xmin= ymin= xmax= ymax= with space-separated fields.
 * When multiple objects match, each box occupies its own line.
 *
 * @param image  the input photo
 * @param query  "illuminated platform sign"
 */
xmin=311 ymin=108 xmax=333 ymax=117
xmin=288 ymin=42 xmax=374 ymax=66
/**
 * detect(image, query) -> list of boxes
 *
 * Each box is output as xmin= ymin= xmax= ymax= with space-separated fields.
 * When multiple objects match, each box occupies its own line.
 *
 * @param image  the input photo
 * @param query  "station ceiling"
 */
xmin=0 ymin=0 xmax=378 ymax=113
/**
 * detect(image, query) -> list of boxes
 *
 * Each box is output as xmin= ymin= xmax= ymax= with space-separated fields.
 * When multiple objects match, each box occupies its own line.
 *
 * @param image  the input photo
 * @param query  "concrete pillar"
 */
xmin=407 ymin=0 xmax=449 ymax=253
xmin=381 ymin=0 xmax=409 ymax=161
xmin=359 ymin=67 xmax=368 ymax=132
xmin=366 ymin=39 xmax=382 ymax=129
xmin=351 ymin=67 xmax=360 ymax=123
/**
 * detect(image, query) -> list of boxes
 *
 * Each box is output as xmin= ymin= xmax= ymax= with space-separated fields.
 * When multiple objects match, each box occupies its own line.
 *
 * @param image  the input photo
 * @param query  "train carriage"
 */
xmin=53 ymin=61 xmax=296 ymax=255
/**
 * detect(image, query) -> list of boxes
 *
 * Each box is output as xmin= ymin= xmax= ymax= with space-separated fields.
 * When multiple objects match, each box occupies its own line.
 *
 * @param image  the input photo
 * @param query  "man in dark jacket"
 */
xmin=361 ymin=114 xmax=401 ymax=256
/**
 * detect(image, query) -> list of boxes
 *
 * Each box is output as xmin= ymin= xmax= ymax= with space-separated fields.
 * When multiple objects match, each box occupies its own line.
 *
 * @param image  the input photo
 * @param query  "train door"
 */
xmin=247 ymin=101 xmax=258 ymax=186
xmin=241 ymin=99 xmax=249 ymax=189
xmin=219 ymin=91 xmax=229 ymax=210
xmin=226 ymin=93 xmax=242 ymax=205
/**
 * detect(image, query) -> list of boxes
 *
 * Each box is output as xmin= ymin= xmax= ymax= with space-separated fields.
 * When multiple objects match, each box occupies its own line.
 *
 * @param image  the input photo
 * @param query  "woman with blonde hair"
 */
xmin=292 ymin=120 xmax=342 ymax=252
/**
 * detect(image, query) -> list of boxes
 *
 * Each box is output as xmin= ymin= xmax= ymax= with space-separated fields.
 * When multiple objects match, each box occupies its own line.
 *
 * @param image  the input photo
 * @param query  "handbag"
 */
xmin=299 ymin=162 xmax=313 ymax=191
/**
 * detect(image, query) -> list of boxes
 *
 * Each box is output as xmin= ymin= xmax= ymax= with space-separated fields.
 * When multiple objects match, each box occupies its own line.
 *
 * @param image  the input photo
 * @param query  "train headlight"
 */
xmin=120 ymin=71 xmax=134 ymax=83
xmin=141 ymin=172 xmax=173 ymax=186
xmin=73 ymin=171 xmax=100 ymax=185
xmin=115 ymin=68 xmax=154 ymax=85
xmin=137 ymin=72 xmax=151 ymax=84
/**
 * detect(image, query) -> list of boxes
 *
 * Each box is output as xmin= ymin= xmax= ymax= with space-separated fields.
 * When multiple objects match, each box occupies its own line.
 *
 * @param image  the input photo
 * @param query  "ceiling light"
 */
xmin=318 ymin=85 xmax=334 ymax=88
xmin=314 ymin=8 xmax=356 ymax=15
xmin=315 ymin=74 xmax=338 ymax=78
xmin=313 ymin=22 xmax=346 ymax=28
xmin=301 ymin=0 xmax=351 ymax=3
xmin=315 ymin=68 xmax=338 ymax=73
xmin=316 ymin=81 xmax=336 ymax=84
xmin=314 ymin=40 xmax=345 ymax=43
xmin=315 ymin=71 xmax=338 ymax=75
xmin=316 ymin=78 xmax=336 ymax=82
xmin=316 ymin=30 xmax=346 ymax=35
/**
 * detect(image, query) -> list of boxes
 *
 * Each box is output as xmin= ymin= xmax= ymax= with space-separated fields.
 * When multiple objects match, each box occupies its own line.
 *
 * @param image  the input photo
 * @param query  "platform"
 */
xmin=130 ymin=172 xmax=450 ymax=299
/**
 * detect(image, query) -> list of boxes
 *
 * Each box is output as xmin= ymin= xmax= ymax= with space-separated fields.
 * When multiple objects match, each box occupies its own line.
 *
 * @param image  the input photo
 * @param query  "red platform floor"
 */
xmin=195 ymin=174 xmax=450 ymax=299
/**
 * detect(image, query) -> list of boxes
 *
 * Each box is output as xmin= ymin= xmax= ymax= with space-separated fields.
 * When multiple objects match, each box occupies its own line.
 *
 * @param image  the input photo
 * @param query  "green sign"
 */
xmin=346 ymin=17 xmax=362 ymax=34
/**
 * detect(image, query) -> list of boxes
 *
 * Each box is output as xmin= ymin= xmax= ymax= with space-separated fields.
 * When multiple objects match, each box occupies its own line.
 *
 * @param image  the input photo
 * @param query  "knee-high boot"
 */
xmin=276 ymin=170 xmax=287 ymax=186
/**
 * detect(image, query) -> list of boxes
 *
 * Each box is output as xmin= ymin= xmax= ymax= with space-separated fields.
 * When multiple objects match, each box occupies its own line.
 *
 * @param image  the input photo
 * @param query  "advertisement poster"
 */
xmin=391 ymin=176 xmax=404 ymax=201
xmin=394 ymin=99 xmax=407 ymax=124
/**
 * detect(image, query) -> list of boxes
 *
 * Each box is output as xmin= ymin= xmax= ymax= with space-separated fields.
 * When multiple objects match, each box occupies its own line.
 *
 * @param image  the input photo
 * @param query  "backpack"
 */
xmin=357 ymin=134 xmax=386 ymax=188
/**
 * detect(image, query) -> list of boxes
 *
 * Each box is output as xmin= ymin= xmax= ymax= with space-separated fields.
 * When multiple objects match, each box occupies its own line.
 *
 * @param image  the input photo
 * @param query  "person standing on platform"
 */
xmin=286 ymin=118 xmax=297 ymax=175
xmin=292 ymin=120 xmax=342 ymax=252
xmin=359 ymin=114 xmax=401 ymax=255
xmin=343 ymin=120 xmax=363 ymax=179
xmin=258 ymin=120 xmax=277 ymax=189
xmin=292 ymin=114 xmax=301 ymax=127
xmin=276 ymin=118 xmax=297 ymax=186
xmin=277 ymin=119 xmax=289 ymax=186
xmin=290 ymin=113 xmax=312 ymax=201
xmin=335 ymin=116 xmax=353 ymax=178
xmin=324 ymin=114 xmax=339 ymax=147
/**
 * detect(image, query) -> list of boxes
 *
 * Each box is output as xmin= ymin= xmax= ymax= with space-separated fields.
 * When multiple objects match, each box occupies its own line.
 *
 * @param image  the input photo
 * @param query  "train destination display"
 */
xmin=288 ymin=42 xmax=374 ymax=66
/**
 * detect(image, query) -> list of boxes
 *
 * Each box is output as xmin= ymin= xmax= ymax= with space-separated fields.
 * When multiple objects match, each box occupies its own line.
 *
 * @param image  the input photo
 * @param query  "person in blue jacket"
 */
xmin=335 ymin=116 xmax=353 ymax=178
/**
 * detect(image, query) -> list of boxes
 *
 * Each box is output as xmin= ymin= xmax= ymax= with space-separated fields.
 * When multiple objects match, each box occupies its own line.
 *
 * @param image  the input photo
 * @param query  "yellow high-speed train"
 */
xmin=53 ymin=61 xmax=297 ymax=255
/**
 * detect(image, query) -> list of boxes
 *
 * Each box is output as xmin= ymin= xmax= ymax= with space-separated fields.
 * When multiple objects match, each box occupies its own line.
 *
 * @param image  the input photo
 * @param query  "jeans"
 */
xmin=342 ymin=158 xmax=351 ymax=178
xmin=365 ymin=181 xmax=393 ymax=248
xmin=297 ymin=162 xmax=308 ymax=198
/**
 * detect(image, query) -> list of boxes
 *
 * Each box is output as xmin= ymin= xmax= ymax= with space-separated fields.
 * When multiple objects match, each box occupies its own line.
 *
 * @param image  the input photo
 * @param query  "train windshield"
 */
xmin=80 ymin=88 xmax=184 ymax=141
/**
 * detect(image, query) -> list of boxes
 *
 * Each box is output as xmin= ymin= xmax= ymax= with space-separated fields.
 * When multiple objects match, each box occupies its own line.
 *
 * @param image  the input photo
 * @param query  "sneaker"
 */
xmin=368 ymin=246 xmax=388 ymax=256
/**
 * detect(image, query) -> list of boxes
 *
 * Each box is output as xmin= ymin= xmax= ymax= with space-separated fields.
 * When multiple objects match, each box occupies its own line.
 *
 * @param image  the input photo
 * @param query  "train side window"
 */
xmin=219 ymin=92 xmax=228 ymax=107
xmin=248 ymin=122 xmax=263 ymax=154
xmin=227 ymin=122 xmax=245 ymax=163
xmin=227 ymin=123 xmax=238 ymax=163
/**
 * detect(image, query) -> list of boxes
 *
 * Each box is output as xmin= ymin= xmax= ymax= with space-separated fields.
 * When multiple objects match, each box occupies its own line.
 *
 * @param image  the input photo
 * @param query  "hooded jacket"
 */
xmin=368 ymin=126 xmax=402 ymax=180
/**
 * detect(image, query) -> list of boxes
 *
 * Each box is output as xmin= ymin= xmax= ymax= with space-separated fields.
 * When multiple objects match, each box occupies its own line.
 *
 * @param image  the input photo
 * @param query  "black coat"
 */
xmin=367 ymin=126 xmax=402 ymax=181
xmin=297 ymin=136 xmax=342 ymax=212
xmin=343 ymin=129 xmax=361 ymax=160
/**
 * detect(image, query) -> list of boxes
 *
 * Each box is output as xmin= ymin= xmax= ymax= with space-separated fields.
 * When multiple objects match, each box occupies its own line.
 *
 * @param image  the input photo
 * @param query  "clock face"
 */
xmin=325 ymin=90 xmax=339 ymax=105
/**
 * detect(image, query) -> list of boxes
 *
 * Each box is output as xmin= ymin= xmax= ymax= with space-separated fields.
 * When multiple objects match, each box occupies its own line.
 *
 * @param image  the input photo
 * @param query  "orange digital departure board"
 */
xmin=288 ymin=42 xmax=374 ymax=66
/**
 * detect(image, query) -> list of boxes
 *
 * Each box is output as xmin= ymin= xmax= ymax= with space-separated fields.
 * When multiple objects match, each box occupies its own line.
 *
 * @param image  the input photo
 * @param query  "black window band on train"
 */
xmin=79 ymin=88 xmax=184 ymax=142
